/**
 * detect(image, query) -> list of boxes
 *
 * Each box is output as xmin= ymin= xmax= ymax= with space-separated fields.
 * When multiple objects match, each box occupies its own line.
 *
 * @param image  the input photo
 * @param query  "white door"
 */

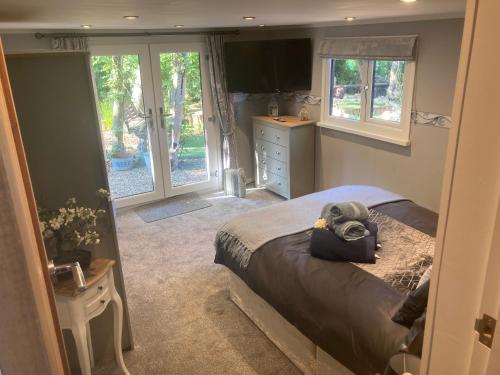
xmin=150 ymin=42 xmax=220 ymax=197
xmin=467 ymin=201 xmax=500 ymax=375
xmin=90 ymin=42 xmax=221 ymax=208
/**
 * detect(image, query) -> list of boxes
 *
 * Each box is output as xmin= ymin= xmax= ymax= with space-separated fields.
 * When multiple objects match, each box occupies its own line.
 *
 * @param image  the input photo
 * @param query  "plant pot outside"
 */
xmin=143 ymin=152 xmax=152 ymax=172
xmin=54 ymin=249 xmax=92 ymax=270
xmin=111 ymin=152 xmax=134 ymax=171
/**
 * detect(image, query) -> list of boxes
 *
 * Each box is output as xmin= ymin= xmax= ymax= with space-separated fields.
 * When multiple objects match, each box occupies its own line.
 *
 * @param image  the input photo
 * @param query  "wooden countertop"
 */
xmin=253 ymin=115 xmax=316 ymax=128
xmin=53 ymin=257 xmax=115 ymax=297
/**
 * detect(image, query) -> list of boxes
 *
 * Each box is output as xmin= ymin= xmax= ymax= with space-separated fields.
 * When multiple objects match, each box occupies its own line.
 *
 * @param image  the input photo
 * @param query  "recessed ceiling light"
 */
xmin=123 ymin=15 xmax=139 ymax=20
xmin=243 ymin=16 xmax=256 ymax=20
xmin=81 ymin=24 xmax=92 ymax=29
xmin=400 ymin=0 xmax=417 ymax=2
xmin=258 ymin=24 xmax=265 ymax=27
xmin=344 ymin=17 xmax=356 ymax=21
xmin=174 ymin=24 xmax=184 ymax=28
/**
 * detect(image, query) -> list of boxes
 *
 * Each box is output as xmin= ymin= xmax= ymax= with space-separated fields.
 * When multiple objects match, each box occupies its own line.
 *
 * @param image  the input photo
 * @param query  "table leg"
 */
xmin=110 ymin=289 xmax=130 ymax=375
xmin=72 ymin=322 xmax=92 ymax=375
xmin=86 ymin=321 xmax=94 ymax=368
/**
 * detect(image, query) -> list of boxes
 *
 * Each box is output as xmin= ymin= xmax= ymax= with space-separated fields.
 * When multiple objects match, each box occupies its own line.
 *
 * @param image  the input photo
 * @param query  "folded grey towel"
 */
xmin=321 ymin=201 xmax=369 ymax=225
xmin=333 ymin=220 xmax=370 ymax=241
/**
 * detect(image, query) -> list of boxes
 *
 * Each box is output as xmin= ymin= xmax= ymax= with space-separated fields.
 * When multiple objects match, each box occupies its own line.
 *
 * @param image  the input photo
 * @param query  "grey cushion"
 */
xmin=392 ymin=280 xmax=430 ymax=328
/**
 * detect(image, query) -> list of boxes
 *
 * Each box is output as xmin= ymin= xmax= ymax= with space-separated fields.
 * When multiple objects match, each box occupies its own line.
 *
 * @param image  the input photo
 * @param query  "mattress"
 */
xmin=215 ymin=199 xmax=438 ymax=374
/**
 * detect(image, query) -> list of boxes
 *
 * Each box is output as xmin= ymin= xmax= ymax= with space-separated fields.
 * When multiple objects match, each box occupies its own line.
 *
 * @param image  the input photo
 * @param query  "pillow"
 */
xmin=400 ymin=311 xmax=427 ymax=356
xmin=417 ymin=265 xmax=432 ymax=288
xmin=392 ymin=280 xmax=430 ymax=328
xmin=310 ymin=221 xmax=378 ymax=264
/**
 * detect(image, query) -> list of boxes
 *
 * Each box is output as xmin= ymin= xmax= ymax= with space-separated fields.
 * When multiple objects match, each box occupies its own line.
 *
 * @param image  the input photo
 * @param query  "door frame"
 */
xmin=89 ymin=40 xmax=222 ymax=208
xmin=0 ymin=39 xmax=68 ymax=374
xmin=421 ymin=0 xmax=500 ymax=373
xmin=149 ymin=41 xmax=221 ymax=198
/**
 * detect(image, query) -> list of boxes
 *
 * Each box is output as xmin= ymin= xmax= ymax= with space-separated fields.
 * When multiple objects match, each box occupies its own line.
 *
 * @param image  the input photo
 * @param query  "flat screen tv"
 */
xmin=224 ymin=38 xmax=312 ymax=93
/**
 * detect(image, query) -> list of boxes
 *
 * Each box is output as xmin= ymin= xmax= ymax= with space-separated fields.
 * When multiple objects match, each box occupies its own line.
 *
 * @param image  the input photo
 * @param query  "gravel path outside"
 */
xmin=108 ymin=158 xmax=208 ymax=199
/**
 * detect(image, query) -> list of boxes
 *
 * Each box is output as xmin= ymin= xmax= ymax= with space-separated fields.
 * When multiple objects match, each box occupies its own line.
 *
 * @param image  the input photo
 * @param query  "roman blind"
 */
xmin=318 ymin=35 xmax=418 ymax=61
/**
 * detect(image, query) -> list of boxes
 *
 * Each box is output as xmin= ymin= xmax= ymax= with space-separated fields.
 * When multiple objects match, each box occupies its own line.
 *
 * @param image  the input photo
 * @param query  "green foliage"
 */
xmin=333 ymin=59 xmax=361 ymax=84
xmin=160 ymin=52 xmax=201 ymax=110
xmin=374 ymin=60 xmax=405 ymax=82
xmin=180 ymin=134 xmax=206 ymax=160
xmin=92 ymin=55 xmax=140 ymax=105
xmin=91 ymin=52 xmax=206 ymax=167
xmin=99 ymin=100 xmax=113 ymax=131
xmin=91 ymin=55 xmax=142 ymax=153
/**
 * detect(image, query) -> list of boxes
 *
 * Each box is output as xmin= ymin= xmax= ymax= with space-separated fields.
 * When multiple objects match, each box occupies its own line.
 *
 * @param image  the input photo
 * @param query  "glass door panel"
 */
xmin=91 ymin=54 xmax=152 ymax=199
xmin=150 ymin=42 xmax=220 ymax=197
xmin=158 ymin=51 xmax=209 ymax=187
xmin=90 ymin=45 xmax=164 ymax=208
xmin=90 ymin=43 xmax=220 ymax=208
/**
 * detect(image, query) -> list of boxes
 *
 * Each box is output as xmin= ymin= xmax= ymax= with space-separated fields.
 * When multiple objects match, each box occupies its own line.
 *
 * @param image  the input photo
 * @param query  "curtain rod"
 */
xmin=35 ymin=29 xmax=239 ymax=39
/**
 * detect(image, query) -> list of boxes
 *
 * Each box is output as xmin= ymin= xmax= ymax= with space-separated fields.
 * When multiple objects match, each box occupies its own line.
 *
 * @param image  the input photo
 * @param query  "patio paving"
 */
xmin=108 ymin=159 xmax=208 ymax=199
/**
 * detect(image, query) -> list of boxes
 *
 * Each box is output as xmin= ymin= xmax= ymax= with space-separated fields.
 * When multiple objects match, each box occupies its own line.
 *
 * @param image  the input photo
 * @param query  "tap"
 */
xmin=48 ymin=260 xmax=87 ymax=292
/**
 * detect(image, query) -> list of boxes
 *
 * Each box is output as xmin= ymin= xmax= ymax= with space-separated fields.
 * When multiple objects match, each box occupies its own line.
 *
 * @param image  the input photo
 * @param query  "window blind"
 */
xmin=318 ymin=35 xmax=418 ymax=61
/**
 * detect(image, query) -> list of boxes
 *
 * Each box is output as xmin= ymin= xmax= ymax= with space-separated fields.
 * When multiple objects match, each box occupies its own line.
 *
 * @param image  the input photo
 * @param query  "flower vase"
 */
xmin=54 ymin=248 xmax=92 ymax=270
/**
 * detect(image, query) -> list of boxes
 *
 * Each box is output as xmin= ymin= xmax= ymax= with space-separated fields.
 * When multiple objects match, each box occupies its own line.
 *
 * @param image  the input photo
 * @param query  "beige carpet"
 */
xmin=94 ymin=188 xmax=301 ymax=375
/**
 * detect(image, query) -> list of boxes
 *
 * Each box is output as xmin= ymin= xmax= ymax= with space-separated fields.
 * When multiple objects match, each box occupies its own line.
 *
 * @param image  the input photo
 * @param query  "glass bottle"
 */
xmin=298 ymin=105 xmax=308 ymax=121
xmin=268 ymin=96 xmax=279 ymax=118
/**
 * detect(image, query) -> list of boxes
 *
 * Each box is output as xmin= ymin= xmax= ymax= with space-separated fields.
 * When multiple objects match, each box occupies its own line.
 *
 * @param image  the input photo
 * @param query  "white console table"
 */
xmin=54 ymin=258 xmax=130 ymax=375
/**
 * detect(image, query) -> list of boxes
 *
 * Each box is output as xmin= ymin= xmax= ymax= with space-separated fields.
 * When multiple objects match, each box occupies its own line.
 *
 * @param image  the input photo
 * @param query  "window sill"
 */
xmin=317 ymin=121 xmax=411 ymax=147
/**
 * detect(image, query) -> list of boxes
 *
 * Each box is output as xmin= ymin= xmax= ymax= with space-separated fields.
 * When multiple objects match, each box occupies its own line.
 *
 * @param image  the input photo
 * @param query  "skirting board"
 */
xmin=229 ymin=273 xmax=354 ymax=375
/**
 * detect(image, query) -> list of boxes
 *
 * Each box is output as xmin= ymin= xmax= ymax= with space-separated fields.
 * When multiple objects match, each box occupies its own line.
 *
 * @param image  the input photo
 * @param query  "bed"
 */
xmin=214 ymin=186 xmax=437 ymax=375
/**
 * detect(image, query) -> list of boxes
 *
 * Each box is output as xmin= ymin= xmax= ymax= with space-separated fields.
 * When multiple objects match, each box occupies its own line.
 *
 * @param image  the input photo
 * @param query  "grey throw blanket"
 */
xmin=322 ymin=201 xmax=371 ymax=240
xmin=322 ymin=201 xmax=369 ymax=222
xmin=215 ymin=185 xmax=404 ymax=268
xmin=333 ymin=220 xmax=370 ymax=241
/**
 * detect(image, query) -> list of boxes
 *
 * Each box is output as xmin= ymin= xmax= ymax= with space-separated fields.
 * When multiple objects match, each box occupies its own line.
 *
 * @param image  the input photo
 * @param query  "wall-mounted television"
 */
xmin=224 ymin=38 xmax=312 ymax=93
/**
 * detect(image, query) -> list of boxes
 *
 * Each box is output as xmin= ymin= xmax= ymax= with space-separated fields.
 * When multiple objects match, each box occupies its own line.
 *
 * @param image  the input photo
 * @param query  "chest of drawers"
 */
xmin=253 ymin=116 xmax=315 ymax=199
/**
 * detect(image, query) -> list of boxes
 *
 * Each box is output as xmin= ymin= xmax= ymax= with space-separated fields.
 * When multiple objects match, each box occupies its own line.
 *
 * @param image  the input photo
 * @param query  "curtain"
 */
xmin=51 ymin=37 xmax=88 ymax=51
xmin=207 ymin=34 xmax=239 ymax=170
xmin=318 ymin=35 xmax=417 ymax=61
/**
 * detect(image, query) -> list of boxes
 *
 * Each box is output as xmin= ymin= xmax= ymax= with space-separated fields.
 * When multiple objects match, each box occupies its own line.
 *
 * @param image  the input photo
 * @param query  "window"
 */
xmin=321 ymin=58 xmax=415 ymax=146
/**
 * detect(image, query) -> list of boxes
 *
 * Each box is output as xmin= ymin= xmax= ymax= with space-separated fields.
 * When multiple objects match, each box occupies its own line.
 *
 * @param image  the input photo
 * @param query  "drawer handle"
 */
xmin=262 ymin=160 xmax=266 ymax=164
xmin=276 ymin=136 xmax=280 ymax=140
xmin=100 ymin=299 xmax=106 ymax=304
xmin=277 ymin=167 xmax=281 ymax=171
xmin=260 ymin=130 xmax=264 ymax=135
xmin=98 ymin=286 xmax=103 ymax=291
xmin=261 ymin=145 xmax=264 ymax=151
xmin=278 ymin=182 xmax=282 ymax=186
xmin=276 ymin=151 xmax=280 ymax=155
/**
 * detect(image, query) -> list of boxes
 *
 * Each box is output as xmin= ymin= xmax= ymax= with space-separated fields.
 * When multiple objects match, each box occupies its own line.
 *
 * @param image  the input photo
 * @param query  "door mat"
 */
xmin=135 ymin=195 xmax=212 ymax=223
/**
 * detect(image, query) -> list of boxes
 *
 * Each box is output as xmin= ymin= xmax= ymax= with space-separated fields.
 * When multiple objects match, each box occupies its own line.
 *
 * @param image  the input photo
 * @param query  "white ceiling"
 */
xmin=0 ymin=0 xmax=465 ymax=30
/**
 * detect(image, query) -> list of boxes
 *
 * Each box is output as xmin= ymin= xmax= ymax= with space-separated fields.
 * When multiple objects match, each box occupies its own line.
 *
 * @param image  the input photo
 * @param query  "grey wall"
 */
xmin=1 ymin=20 xmax=464 ymax=212
xmin=228 ymin=18 xmax=464 ymax=212
xmin=0 ymin=152 xmax=54 ymax=375
xmin=5 ymin=52 xmax=133 ymax=371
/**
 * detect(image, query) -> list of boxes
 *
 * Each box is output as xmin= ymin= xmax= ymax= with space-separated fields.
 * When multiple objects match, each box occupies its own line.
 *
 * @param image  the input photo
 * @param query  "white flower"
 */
xmin=49 ymin=218 xmax=62 ymax=230
xmin=66 ymin=197 xmax=77 ymax=205
xmin=97 ymin=188 xmax=111 ymax=201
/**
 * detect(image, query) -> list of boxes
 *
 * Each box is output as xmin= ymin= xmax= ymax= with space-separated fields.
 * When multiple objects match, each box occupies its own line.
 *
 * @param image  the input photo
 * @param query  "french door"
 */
xmin=90 ymin=43 xmax=220 ymax=208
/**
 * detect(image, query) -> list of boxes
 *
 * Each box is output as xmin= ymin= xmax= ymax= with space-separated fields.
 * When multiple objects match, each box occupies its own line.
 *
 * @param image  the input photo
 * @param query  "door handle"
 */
xmin=139 ymin=108 xmax=155 ymax=132
xmin=48 ymin=260 xmax=87 ymax=292
xmin=159 ymin=107 xmax=172 ymax=129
